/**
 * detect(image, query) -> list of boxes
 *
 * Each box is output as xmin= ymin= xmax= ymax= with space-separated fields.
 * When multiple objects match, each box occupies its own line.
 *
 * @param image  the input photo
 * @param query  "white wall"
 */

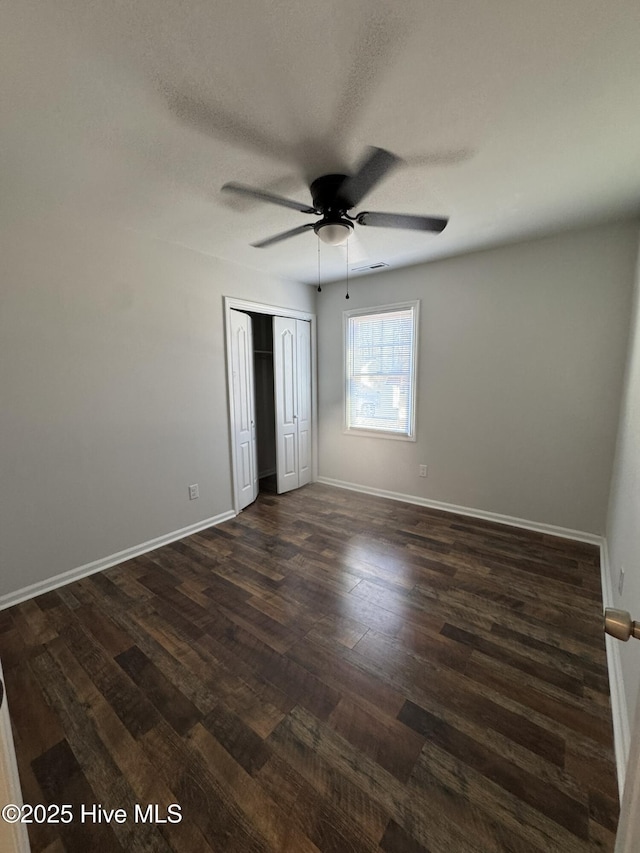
xmin=0 ymin=211 xmax=314 ymax=600
xmin=317 ymin=222 xmax=638 ymax=534
xmin=2 ymin=213 xmax=636 ymax=606
xmin=605 ymin=233 xmax=640 ymax=735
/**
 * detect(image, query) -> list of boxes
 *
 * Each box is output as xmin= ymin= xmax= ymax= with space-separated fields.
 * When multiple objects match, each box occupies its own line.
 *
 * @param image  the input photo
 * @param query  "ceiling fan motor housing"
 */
xmin=310 ymin=173 xmax=354 ymax=243
xmin=309 ymin=174 xmax=350 ymax=215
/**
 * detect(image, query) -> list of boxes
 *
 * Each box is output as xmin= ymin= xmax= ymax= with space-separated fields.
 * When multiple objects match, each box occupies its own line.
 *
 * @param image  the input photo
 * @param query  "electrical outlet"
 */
xmin=419 ymin=464 xmax=428 ymax=478
xmin=189 ymin=484 xmax=199 ymax=500
xmin=618 ymin=566 xmax=625 ymax=596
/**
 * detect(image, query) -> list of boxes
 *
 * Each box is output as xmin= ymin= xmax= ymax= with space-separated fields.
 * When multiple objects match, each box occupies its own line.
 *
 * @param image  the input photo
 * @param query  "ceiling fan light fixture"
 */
xmin=315 ymin=220 xmax=353 ymax=245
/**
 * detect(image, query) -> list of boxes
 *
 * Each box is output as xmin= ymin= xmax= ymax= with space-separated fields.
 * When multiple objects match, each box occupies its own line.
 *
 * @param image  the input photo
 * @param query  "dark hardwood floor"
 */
xmin=0 ymin=483 xmax=618 ymax=852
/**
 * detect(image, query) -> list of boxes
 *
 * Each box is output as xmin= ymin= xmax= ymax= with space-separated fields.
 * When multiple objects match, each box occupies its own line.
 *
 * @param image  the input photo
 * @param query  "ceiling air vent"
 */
xmin=351 ymin=262 xmax=389 ymax=272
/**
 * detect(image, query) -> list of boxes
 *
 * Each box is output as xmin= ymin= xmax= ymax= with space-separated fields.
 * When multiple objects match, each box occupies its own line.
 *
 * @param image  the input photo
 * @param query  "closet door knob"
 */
xmin=604 ymin=608 xmax=640 ymax=641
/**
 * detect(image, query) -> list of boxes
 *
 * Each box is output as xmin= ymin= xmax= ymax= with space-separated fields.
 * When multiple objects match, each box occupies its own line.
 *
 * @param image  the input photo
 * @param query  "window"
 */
xmin=344 ymin=301 xmax=419 ymax=440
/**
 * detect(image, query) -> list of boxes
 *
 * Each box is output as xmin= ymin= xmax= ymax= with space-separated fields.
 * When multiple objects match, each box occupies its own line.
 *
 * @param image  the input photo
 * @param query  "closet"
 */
xmin=228 ymin=308 xmax=311 ymax=510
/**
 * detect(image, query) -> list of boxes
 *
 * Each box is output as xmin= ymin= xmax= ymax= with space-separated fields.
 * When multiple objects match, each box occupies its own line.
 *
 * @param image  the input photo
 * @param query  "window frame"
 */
xmin=343 ymin=300 xmax=419 ymax=441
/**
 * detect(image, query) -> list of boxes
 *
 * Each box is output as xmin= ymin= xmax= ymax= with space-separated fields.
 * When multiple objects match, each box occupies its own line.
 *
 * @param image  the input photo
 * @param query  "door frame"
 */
xmin=616 ymin=682 xmax=640 ymax=850
xmin=0 ymin=661 xmax=31 ymax=852
xmin=224 ymin=297 xmax=318 ymax=514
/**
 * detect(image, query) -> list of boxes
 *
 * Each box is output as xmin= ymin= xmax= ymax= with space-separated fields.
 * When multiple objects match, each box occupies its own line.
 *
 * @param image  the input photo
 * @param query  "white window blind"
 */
xmin=345 ymin=302 xmax=418 ymax=439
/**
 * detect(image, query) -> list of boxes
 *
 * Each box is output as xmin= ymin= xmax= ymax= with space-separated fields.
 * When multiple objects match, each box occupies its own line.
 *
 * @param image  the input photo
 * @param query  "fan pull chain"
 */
xmin=345 ymin=239 xmax=350 ymax=300
xmin=317 ymin=237 xmax=321 ymax=292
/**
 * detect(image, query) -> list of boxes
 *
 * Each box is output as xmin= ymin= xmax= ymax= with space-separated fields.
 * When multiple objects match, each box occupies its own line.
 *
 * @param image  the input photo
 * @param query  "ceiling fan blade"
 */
xmin=222 ymin=182 xmax=317 ymax=214
xmin=338 ymin=147 xmax=401 ymax=209
xmin=357 ymin=211 xmax=448 ymax=233
xmin=165 ymin=88 xmax=291 ymax=165
xmin=403 ymin=148 xmax=472 ymax=168
xmin=251 ymin=223 xmax=316 ymax=248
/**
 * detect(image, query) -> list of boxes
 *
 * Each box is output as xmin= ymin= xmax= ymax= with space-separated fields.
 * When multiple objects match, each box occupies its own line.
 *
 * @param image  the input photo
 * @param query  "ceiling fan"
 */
xmin=221 ymin=147 xmax=448 ymax=248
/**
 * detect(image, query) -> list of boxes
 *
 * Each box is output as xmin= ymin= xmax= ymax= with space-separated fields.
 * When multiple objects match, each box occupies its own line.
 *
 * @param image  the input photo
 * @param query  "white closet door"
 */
xmin=229 ymin=310 xmax=258 ymax=509
xmin=296 ymin=319 xmax=311 ymax=487
xmin=274 ymin=316 xmax=312 ymax=494
xmin=274 ymin=316 xmax=299 ymax=493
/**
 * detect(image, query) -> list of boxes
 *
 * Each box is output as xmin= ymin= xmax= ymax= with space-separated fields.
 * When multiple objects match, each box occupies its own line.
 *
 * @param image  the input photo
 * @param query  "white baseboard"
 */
xmin=600 ymin=538 xmax=630 ymax=798
xmin=316 ymin=477 xmax=602 ymax=544
xmin=0 ymin=510 xmax=236 ymax=612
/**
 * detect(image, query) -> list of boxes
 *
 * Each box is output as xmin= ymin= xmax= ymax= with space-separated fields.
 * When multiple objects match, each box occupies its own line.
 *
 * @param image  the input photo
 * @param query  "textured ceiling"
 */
xmin=3 ymin=0 xmax=640 ymax=284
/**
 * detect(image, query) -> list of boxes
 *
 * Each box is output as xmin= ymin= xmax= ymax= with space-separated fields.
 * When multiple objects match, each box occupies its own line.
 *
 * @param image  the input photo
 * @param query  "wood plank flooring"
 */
xmin=0 ymin=484 xmax=618 ymax=852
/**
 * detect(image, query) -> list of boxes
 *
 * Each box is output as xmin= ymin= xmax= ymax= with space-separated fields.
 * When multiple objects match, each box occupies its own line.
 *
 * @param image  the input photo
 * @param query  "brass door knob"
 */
xmin=604 ymin=608 xmax=640 ymax=641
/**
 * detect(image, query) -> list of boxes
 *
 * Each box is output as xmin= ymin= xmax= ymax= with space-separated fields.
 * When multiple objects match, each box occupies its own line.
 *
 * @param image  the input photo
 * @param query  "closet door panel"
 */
xmin=230 ymin=310 xmax=258 ymax=508
xmin=274 ymin=316 xmax=299 ymax=493
xmin=282 ymin=432 xmax=297 ymax=475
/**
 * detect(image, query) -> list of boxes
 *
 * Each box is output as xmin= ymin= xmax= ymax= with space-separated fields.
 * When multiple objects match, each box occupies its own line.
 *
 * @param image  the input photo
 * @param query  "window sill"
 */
xmin=343 ymin=427 xmax=416 ymax=442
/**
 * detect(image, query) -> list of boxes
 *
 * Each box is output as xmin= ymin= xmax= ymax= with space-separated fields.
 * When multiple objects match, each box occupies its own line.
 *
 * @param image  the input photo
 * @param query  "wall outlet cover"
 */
xmin=189 ymin=484 xmax=199 ymax=500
